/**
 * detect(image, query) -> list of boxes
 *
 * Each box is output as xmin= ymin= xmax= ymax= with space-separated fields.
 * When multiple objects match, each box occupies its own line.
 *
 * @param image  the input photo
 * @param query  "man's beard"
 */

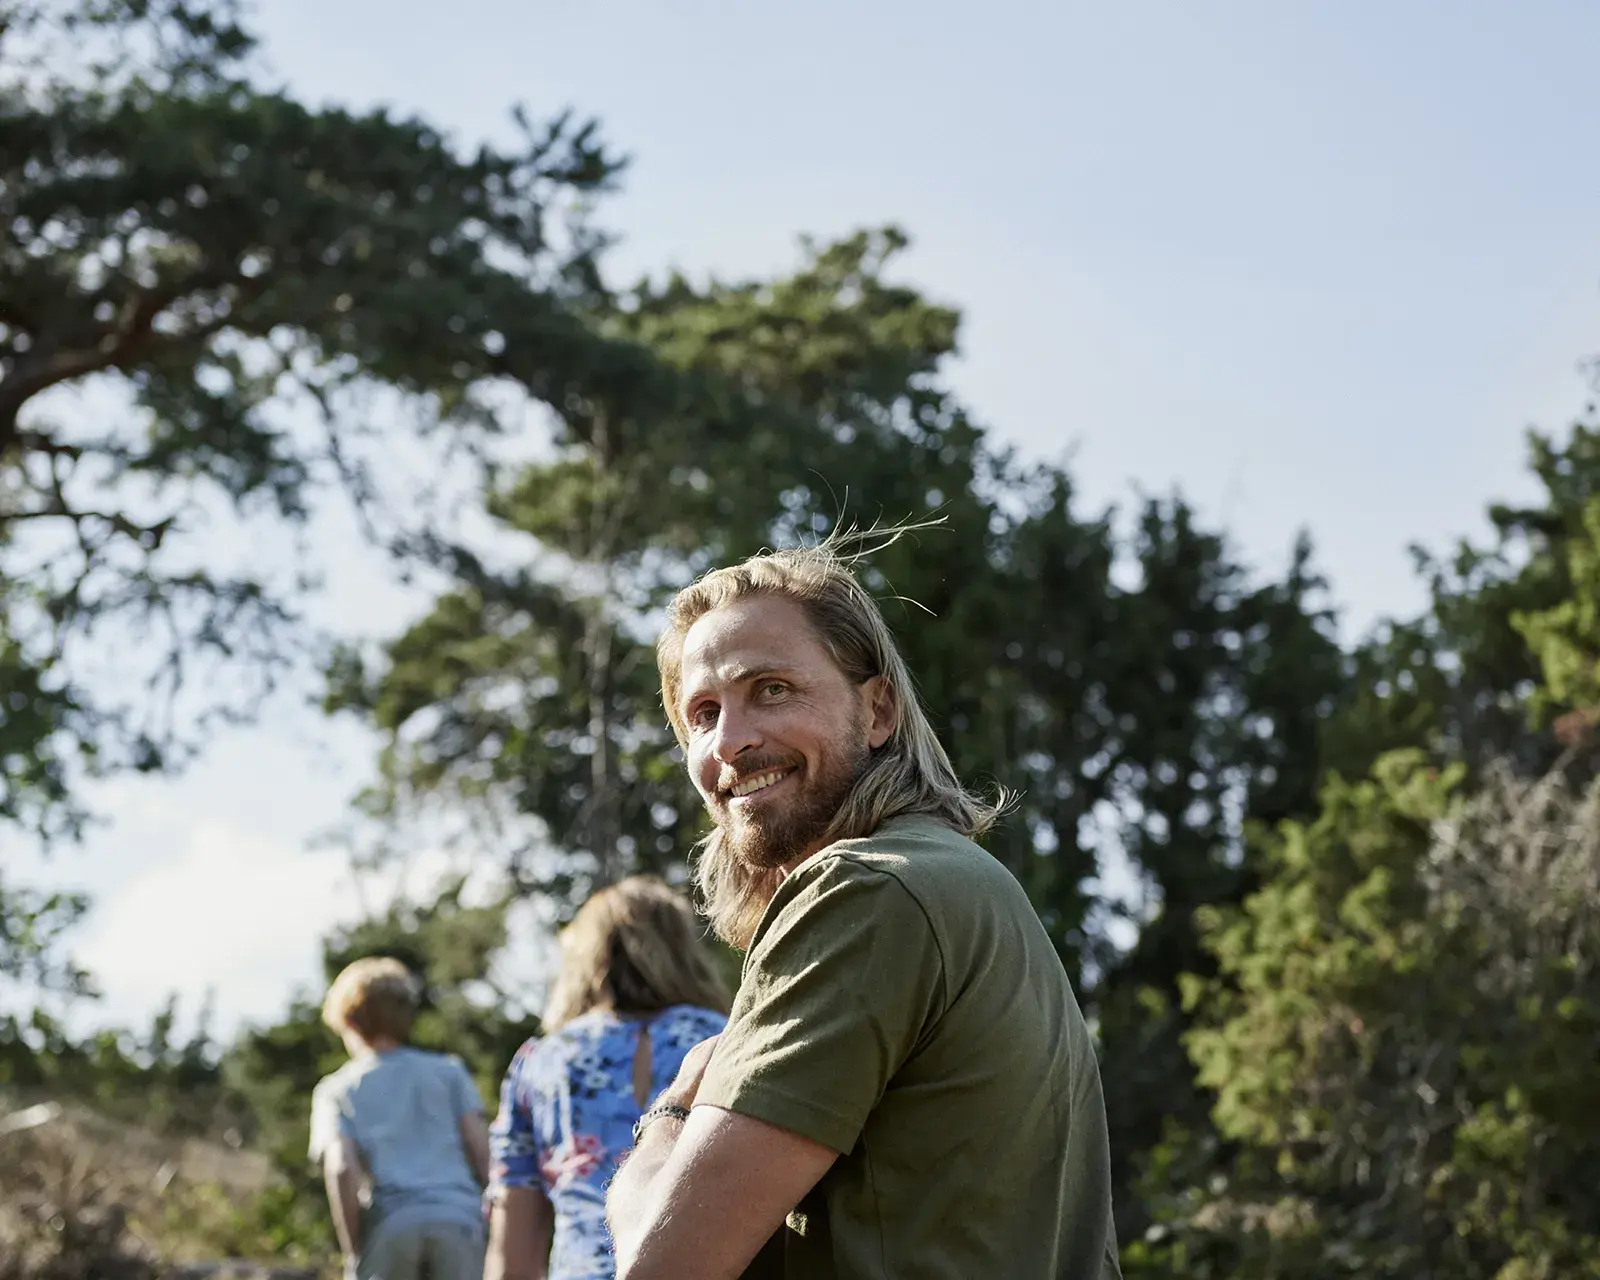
xmin=718 ymin=737 xmax=871 ymax=872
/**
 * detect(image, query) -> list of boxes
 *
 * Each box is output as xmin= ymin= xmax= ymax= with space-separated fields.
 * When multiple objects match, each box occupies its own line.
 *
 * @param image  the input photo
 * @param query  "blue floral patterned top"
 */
xmin=489 ymin=1004 xmax=726 ymax=1280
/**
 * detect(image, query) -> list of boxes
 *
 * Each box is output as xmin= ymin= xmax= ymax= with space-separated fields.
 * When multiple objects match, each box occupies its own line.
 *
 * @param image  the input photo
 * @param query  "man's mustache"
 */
xmin=715 ymin=754 xmax=802 ymax=795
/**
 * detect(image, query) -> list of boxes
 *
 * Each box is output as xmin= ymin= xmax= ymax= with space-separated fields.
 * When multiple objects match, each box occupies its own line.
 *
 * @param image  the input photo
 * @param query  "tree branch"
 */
xmin=0 ymin=297 xmax=38 ymax=334
xmin=0 ymin=276 xmax=262 ymax=458
xmin=3 ymin=499 xmax=178 ymax=549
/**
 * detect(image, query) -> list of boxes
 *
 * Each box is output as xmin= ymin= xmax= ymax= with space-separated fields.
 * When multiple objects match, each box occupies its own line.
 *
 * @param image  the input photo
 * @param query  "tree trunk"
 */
xmin=584 ymin=409 xmax=622 ymax=885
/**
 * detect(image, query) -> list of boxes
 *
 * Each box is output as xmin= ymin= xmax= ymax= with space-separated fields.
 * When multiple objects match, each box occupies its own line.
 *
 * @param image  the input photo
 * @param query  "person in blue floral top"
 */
xmin=485 ymin=876 xmax=730 ymax=1280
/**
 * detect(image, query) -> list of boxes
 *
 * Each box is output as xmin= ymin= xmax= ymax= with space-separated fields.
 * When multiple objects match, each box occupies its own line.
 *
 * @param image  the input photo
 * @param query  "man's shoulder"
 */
xmin=817 ymin=814 xmax=1008 ymax=901
xmin=756 ymin=816 xmax=1012 ymax=950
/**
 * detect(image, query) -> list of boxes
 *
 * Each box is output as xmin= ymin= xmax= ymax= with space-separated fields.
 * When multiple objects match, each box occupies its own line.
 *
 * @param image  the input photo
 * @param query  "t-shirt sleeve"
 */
xmin=697 ymin=857 xmax=945 ymax=1155
xmin=307 ymin=1078 xmax=345 ymax=1165
xmin=489 ymin=1042 xmax=542 ymax=1191
xmin=446 ymin=1054 xmax=484 ymax=1117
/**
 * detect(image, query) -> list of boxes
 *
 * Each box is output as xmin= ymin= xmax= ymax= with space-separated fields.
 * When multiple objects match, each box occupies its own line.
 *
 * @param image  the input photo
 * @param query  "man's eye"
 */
xmin=690 ymin=705 xmax=718 ymax=728
xmin=761 ymin=682 xmax=786 ymax=698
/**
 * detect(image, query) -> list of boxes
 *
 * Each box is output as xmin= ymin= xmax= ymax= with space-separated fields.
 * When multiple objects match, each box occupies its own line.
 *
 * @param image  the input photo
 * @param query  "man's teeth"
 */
xmin=731 ymin=770 xmax=787 ymax=798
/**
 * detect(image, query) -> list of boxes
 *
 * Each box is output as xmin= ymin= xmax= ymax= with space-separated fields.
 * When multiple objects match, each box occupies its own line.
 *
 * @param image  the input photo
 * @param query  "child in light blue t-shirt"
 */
xmin=309 ymin=957 xmax=489 ymax=1280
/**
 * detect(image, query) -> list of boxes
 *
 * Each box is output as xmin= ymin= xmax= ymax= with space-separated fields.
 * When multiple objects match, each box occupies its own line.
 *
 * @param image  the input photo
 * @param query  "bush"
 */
xmin=0 ymin=1122 xmax=159 ymax=1280
xmin=0 ymin=1097 xmax=336 ymax=1278
xmin=1132 ymin=756 xmax=1600 ymax=1278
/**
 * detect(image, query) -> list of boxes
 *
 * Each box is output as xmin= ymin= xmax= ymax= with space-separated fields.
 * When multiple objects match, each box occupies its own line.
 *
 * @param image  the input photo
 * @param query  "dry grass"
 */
xmin=0 ymin=1095 xmax=300 ymax=1279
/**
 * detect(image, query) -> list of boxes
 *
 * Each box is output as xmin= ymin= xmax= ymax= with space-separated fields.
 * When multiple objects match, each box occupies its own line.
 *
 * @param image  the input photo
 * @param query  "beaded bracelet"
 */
xmin=632 ymin=1103 xmax=691 ymax=1145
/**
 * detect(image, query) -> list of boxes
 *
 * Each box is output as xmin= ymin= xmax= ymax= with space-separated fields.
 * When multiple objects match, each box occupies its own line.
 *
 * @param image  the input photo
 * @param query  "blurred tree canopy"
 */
xmin=1125 ymin=425 xmax=1600 ymax=1275
xmin=1126 ymin=755 xmax=1600 ymax=1278
xmin=0 ymin=0 xmax=645 ymax=841
xmin=0 ymin=0 xmax=674 ymax=1040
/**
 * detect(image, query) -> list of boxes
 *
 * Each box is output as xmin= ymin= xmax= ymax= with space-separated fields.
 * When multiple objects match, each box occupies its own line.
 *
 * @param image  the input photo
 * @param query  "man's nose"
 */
xmin=711 ymin=704 xmax=761 ymax=765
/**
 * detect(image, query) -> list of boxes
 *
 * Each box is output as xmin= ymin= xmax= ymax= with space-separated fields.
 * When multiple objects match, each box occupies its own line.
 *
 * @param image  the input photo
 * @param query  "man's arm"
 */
xmin=484 ymin=1186 xmax=555 ymax=1280
xmin=607 ymin=1104 xmax=836 ymax=1279
xmin=321 ymin=1134 xmax=365 ymax=1265
xmin=458 ymin=1110 xmax=492 ymax=1186
xmin=607 ymin=866 xmax=938 ymax=1276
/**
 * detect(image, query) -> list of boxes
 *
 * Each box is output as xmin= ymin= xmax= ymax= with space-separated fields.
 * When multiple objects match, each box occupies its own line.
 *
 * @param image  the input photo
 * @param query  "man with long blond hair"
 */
xmin=606 ymin=535 xmax=1121 ymax=1279
xmin=311 ymin=956 xmax=491 ymax=1280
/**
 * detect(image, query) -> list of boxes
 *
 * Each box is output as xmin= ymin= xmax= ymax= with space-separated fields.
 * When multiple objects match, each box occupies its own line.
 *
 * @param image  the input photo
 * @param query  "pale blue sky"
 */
xmin=21 ymin=2 xmax=1600 ymax=1038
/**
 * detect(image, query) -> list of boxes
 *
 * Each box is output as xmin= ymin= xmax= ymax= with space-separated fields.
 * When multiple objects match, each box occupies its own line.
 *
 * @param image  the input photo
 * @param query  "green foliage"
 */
xmin=1324 ymin=425 xmax=1600 ymax=783
xmin=0 ymin=995 xmax=236 ymax=1140
xmin=0 ymin=875 xmax=89 ymax=999
xmin=1131 ymin=755 xmax=1600 ymax=1278
xmin=0 ymin=0 xmax=636 ymax=840
xmin=147 ymin=1180 xmax=335 ymax=1272
xmin=1515 ymin=494 xmax=1600 ymax=716
xmin=0 ymin=626 xmax=85 ymax=840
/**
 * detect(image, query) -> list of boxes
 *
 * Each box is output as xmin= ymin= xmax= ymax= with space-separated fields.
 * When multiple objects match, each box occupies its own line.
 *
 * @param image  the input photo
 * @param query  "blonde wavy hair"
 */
xmin=657 ymin=532 xmax=1009 ymax=949
xmin=542 ymin=876 xmax=731 ymax=1030
xmin=322 ymin=956 xmax=420 ymax=1044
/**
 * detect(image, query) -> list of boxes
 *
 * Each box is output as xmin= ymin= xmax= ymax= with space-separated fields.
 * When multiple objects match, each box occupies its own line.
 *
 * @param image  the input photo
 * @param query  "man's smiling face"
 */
xmin=678 ymin=593 xmax=891 ymax=872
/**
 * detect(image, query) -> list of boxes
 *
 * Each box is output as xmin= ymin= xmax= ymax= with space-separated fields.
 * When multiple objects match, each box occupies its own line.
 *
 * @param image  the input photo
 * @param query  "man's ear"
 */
xmin=864 ymin=676 xmax=898 ymax=749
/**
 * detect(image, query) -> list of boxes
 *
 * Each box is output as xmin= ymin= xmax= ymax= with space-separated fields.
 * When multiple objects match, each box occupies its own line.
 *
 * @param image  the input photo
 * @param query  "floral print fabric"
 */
xmin=489 ymin=1004 xmax=726 ymax=1279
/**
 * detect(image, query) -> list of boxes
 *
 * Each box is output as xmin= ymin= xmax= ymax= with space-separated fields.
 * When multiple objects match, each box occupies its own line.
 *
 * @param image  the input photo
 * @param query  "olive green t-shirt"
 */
xmin=698 ymin=814 xmax=1122 ymax=1279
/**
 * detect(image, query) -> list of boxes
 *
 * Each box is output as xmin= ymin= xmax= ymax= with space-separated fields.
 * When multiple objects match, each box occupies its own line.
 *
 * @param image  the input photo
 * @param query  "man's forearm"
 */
xmin=605 ymin=1115 xmax=685 ymax=1268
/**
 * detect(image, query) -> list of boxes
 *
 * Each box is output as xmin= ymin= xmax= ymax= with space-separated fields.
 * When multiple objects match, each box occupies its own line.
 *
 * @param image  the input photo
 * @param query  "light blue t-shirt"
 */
xmin=310 ymin=1047 xmax=485 ymax=1237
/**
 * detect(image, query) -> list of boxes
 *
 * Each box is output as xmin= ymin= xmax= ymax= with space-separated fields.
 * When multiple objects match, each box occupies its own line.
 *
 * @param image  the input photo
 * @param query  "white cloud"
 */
xmin=74 ymin=820 xmax=364 ymax=1038
xmin=69 ymin=810 xmax=544 ymax=1043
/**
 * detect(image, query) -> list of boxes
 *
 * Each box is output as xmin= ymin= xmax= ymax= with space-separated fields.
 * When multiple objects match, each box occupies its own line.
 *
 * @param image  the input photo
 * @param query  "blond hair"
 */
xmin=543 ymin=876 xmax=732 ymax=1030
xmin=657 ymin=533 xmax=1009 ymax=949
xmin=322 ymin=956 xmax=420 ymax=1044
